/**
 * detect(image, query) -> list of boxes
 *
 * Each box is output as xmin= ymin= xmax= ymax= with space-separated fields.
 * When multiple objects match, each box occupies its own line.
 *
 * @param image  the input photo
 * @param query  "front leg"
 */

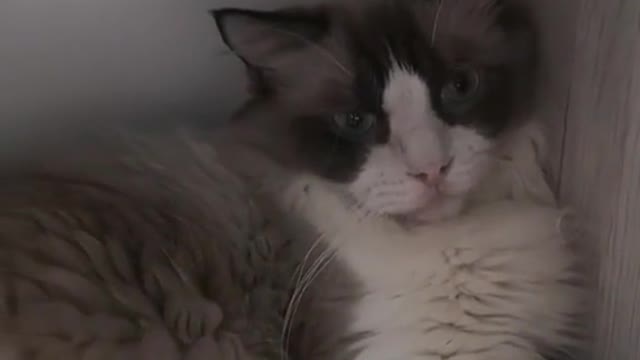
xmin=149 ymin=257 xmax=224 ymax=345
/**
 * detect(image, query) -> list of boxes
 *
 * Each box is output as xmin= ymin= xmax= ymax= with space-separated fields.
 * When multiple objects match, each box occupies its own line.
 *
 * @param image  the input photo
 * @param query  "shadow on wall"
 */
xmin=0 ymin=0 xmax=307 ymax=154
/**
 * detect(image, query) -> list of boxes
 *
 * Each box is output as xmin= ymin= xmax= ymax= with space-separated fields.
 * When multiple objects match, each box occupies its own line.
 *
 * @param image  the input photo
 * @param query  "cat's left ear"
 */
xmin=496 ymin=1 xmax=538 ymax=66
xmin=211 ymin=8 xmax=329 ymax=69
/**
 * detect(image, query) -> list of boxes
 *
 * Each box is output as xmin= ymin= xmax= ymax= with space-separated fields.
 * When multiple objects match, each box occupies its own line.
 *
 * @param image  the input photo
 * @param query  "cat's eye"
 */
xmin=332 ymin=112 xmax=376 ymax=139
xmin=440 ymin=66 xmax=482 ymax=114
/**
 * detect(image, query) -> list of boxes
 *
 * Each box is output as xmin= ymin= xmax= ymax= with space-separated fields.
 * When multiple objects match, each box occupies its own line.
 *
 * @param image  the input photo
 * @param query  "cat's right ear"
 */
xmin=211 ymin=8 xmax=330 ymax=69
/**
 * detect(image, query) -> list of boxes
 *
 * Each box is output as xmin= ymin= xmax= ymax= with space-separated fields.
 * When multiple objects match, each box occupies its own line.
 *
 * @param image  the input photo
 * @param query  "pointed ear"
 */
xmin=211 ymin=8 xmax=329 ymax=68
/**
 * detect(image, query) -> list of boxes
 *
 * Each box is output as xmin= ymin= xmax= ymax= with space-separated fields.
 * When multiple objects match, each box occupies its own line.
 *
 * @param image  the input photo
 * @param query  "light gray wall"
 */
xmin=0 ymin=0 xmax=298 ymax=152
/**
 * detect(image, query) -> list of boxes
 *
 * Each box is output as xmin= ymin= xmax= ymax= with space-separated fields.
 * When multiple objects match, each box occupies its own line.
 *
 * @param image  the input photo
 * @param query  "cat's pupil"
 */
xmin=346 ymin=113 xmax=363 ymax=128
xmin=332 ymin=112 xmax=375 ymax=139
xmin=453 ymin=75 xmax=470 ymax=94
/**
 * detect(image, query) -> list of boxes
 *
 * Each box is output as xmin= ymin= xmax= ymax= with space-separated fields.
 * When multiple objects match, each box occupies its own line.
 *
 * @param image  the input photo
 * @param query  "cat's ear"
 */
xmin=211 ymin=8 xmax=329 ymax=68
xmin=496 ymin=1 xmax=537 ymax=65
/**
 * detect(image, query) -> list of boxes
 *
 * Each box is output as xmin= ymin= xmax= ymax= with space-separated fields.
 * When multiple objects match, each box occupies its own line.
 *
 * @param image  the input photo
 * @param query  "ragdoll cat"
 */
xmin=213 ymin=0 xmax=588 ymax=359
xmin=0 ymin=0 xmax=587 ymax=360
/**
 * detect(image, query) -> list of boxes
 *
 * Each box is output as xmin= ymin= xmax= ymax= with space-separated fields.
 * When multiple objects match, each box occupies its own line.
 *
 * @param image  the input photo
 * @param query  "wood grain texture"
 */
xmin=524 ymin=0 xmax=579 ymax=192
xmin=553 ymin=0 xmax=640 ymax=358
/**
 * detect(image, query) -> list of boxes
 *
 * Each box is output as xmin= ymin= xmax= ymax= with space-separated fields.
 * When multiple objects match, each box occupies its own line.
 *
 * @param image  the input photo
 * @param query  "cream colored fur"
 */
xmin=283 ymin=121 xmax=585 ymax=360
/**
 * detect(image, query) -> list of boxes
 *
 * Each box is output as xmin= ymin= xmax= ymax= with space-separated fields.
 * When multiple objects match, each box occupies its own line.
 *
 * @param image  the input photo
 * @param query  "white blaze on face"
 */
xmin=347 ymin=62 xmax=494 ymax=219
xmin=382 ymin=64 xmax=450 ymax=173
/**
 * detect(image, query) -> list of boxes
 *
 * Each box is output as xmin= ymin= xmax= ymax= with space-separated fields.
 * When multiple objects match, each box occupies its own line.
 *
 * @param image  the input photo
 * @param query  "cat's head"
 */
xmin=213 ymin=0 xmax=537 ymax=222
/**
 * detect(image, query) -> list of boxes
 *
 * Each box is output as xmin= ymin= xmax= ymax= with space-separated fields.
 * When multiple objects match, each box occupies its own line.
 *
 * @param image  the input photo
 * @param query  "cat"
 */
xmin=0 ymin=127 xmax=366 ymax=360
xmin=0 ymin=0 xmax=588 ymax=360
xmin=213 ymin=0 xmax=588 ymax=359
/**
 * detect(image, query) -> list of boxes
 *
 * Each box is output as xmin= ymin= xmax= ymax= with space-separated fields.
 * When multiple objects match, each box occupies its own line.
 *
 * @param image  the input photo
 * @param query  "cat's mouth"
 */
xmin=346 ymin=160 xmax=478 ymax=224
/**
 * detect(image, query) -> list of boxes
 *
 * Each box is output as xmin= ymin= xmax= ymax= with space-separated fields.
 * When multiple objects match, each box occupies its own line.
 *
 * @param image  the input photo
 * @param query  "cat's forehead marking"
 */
xmin=382 ymin=64 xmax=433 ymax=136
xmin=381 ymin=62 xmax=447 ymax=168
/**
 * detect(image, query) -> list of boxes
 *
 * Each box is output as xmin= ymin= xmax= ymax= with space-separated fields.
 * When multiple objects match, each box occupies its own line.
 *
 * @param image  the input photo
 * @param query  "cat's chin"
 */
xmin=397 ymin=196 xmax=466 ymax=225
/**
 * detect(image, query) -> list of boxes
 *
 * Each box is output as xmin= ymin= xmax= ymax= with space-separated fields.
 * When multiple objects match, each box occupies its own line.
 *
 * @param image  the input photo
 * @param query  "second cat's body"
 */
xmin=0 ymin=130 xmax=362 ymax=360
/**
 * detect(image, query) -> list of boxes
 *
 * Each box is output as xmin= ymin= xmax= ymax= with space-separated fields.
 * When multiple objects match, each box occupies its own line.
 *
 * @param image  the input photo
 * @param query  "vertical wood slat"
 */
xmin=527 ymin=0 xmax=579 ymax=192
xmin=556 ymin=0 xmax=640 ymax=358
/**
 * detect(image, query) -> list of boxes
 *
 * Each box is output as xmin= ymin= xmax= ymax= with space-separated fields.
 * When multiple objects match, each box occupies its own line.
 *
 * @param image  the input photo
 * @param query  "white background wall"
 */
xmin=0 ymin=0 xmax=298 ymax=154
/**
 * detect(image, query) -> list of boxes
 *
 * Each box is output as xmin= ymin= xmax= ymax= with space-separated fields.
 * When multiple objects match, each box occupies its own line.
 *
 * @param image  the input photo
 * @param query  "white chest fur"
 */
xmin=283 ymin=177 xmax=582 ymax=360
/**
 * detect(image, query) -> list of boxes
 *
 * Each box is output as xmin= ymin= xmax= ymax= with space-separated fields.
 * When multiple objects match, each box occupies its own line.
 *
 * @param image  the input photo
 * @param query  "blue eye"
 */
xmin=332 ymin=112 xmax=376 ymax=139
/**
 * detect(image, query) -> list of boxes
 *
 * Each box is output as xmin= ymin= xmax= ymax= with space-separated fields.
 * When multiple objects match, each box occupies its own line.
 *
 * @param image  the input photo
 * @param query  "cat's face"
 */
xmin=214 ymin=0 xmax=536 ymax=222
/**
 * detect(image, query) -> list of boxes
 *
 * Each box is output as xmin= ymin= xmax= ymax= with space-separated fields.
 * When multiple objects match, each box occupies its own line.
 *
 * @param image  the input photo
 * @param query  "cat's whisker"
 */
xmin=431 ymin=0 xmax=445 ymax=46
xmin=292 ymin=233 xmax=325 ymax=288
xmin=281 ymin=239 xmax=335 ymax=360
xmin=281 ymin=231 xmax=327 ymax=356
xmin=285 ymin=229 xmax=349 ymax=344
xmin=281 ymin=200 xmax=364 ymax=359
xmin=290 ymin=248 xmax=338 ymax=328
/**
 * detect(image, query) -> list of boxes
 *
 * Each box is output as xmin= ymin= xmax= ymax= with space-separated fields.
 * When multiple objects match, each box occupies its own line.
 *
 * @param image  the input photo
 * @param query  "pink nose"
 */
xmin=408 ymin=161 xmax=452 ymax=187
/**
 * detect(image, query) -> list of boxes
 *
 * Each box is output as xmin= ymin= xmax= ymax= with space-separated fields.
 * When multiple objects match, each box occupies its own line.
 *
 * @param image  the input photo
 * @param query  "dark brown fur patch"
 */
xmin=215 ymin=0 xmax=537 ymax=182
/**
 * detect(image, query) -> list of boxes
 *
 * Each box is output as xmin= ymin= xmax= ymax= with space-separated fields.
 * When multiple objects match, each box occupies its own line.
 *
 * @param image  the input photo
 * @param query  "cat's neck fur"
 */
xmin=275 ymin=121 xmax=586 ymax=360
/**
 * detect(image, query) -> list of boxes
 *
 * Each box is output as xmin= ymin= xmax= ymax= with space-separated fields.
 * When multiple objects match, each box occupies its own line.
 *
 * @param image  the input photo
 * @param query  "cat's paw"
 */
xmin=164 ymin=294 xmax=224 ymax=345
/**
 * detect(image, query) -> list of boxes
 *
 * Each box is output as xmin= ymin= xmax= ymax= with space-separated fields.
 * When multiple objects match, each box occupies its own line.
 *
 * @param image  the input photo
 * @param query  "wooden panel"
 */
xmin=556 ymin=0 xmax=640 ymax=358
xmin=525 ymin=0 xmax=580 ymax=191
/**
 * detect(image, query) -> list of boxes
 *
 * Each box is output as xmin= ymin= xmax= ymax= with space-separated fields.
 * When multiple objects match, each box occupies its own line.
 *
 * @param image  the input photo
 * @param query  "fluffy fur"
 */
xmin=214 ymin=0 xmax=588 ymax=359
xmin=0 ymin=130 xmax=362 ymax=360
xmin=282 ymin=123 xmax=587 ymax=360
xmin=0 ymin=0 xmax=588 ymax=359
